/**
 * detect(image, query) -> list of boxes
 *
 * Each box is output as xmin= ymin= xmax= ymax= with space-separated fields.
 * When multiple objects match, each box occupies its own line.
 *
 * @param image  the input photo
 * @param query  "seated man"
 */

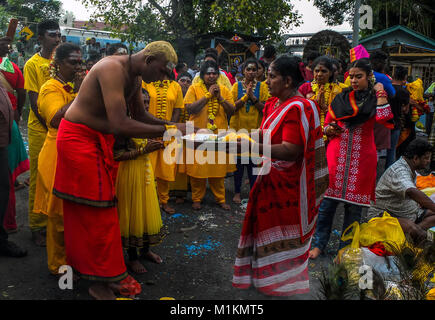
xmin=367 ymin=138 xmax=435 ymax=242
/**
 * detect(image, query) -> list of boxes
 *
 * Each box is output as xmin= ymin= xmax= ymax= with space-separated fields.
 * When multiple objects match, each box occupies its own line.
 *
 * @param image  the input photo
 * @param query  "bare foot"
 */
xmin=127 ymin=260 xmax=147 ymax=274
xmin=219 ymin=202 xmax=231 ymax=211
xmin=161 ymin=203 xmax=176 ymax=214
xmin=89 ymin=283 xmax=117 ymax=300
xmin=309 ymin=247 xmax=322 ymax=259
xmin=192 ymin=202 xmax=201 ymax=210
xmin=32 ymin=230 xmax=46 ymax=247
xmin=175 ymin=197 xmax=185 ymax=204
xmin=232 ymin=193 xmax=241 ymax=204
xmin=143 ymin=250 xmax=163 ymax=264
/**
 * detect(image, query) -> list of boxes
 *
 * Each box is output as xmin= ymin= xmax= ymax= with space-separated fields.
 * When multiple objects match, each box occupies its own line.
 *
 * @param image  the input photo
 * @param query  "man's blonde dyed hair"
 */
xmin=143 ymin=41 xmax=178 ymax=65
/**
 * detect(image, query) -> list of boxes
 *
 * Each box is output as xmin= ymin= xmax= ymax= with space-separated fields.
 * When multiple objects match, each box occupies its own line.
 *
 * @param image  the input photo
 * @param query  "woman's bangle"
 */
xmin=205 ymin=92 xmax=212 ymax=99
xmin=164 ymin=124 xmax=177 ymax=133
xmin=376 ymin=90 xmax=388 ymax=98
xmin=241 ymin=94 xmax=249 ymax=103
xmin=218 ymin=97 xmax=225 ymax=104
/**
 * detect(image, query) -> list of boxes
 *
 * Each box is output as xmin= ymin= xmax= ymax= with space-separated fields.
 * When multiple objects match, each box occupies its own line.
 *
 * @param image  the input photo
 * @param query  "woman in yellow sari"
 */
xmin=33 ymin=43 xmax=85 ymax=275
xmin=184 ymin=60 xmax=236 ymax=211
xmin=298 ymin=55 xmax=344 ymax=132
xmin=169 ymin=72 xmax=193 ymax=204
xmin=142 ymin=75 xmax=184 ymax=214
xmin=230 ymin=58 xmax=270 ymax=203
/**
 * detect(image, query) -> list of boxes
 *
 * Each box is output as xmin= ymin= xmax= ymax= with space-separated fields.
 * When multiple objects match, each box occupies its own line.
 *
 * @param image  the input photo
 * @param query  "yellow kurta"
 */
xmin=34 ymin=78 xmax=76 ymax=216
xmin=229 ymin=81 xmax=270 ymax=132
xmin=24 ymin=53 xmax=51 ymax=232
xmin=143 ymin=80 xmax=184 ymax=182
xmin=116 ymin=139 xmax=165 ymax=248
xmin=184 ymin=82 xmax=236 ymax=179
xmin=33 ymin=78 xmax=75 ymax=275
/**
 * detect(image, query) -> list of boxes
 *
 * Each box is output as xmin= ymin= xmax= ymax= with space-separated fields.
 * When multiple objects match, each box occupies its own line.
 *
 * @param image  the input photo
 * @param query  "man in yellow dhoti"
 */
xmin=185 ymin=60 xmax=236 ymax=211
xmin=24 ymin=20 xmax=61 ymax=246
xmin=143 ymin=75 xmax=184 ymax=214
xmin=33 ymin=43 xmax=84 ymax=274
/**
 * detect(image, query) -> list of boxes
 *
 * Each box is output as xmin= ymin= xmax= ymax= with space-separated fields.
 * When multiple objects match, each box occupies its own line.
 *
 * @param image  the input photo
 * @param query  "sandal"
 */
xmin=119 ymin=275 xmax=142 ymax=297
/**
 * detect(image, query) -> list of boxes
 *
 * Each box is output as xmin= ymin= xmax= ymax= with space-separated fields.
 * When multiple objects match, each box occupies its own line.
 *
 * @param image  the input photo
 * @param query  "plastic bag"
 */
xmin=336 ymin=222 xmax=363 ymax=286
xmin=361 ymin=247 xmax=400 ymax=281
xmin=340 ymin=212 xmax=406 ymax=252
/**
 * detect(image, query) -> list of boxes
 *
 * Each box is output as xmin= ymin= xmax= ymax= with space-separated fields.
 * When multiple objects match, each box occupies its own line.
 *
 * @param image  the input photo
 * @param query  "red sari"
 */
xmin=232 ymin=96 xmax=321 ymax=296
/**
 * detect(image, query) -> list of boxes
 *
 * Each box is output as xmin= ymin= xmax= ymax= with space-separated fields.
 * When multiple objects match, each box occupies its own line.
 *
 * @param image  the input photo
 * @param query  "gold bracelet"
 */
xmin=205 ymin=92 xmax=212 ymax=99
xmin=241 ymin=94 xmax=249 ymax=103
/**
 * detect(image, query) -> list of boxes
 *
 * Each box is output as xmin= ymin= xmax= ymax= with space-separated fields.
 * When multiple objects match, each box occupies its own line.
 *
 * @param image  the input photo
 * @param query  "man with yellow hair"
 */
xmin=52 ymin=40 xmax=188 ymax=300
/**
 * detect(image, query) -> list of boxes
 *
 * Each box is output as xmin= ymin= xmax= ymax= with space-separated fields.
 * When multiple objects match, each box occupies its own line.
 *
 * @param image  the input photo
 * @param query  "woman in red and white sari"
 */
xmin=231 ymin=56 xmax=326 ymax=296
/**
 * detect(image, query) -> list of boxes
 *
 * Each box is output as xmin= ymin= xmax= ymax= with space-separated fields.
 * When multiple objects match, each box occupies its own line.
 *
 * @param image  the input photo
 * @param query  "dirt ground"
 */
xmin=0 ymin=123 xmax=373 ymax=301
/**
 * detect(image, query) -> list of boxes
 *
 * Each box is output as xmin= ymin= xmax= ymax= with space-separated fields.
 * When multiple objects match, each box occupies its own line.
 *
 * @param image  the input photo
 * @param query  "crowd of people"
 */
xmin=1 ymin=18 xmax=435 ymax=300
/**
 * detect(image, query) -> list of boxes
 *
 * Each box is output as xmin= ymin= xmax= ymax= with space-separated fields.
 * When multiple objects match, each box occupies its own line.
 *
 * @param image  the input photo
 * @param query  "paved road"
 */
xmin=0 ymin=123 xmax=361 ymax=300
xmin=1 ymin=170 xmax=356 ymax=300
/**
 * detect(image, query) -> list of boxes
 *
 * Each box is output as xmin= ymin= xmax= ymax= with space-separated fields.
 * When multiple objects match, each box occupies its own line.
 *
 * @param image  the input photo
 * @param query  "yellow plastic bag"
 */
xmin=340 ymin=212 xmax=406 ymax=252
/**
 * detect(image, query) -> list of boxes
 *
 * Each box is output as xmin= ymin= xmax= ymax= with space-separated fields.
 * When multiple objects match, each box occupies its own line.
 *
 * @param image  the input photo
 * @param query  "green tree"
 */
xmin=81 ymin=0 xmax=302 ymax=65
xmin=5 ymin=0 xmax=63 ymax=24
xmin=311 ymin=0 xmax=434 ymax=38
xmin=0 ymin=5 xmax=11 ymax=33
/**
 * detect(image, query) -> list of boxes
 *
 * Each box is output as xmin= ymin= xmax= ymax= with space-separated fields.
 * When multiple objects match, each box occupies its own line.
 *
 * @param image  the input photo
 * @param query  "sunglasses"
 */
xmin=47 ymin=32 xmax=62 ymax=38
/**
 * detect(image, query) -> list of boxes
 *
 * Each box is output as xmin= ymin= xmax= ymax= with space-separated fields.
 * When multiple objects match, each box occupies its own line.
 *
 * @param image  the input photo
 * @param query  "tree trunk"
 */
xmin=175 ymin=36 xmax=197 ymax=67
xmin=399 ymin=0 xmax=403 ymax=25
xmin=386 ymin=2 xmax=388 ymax=29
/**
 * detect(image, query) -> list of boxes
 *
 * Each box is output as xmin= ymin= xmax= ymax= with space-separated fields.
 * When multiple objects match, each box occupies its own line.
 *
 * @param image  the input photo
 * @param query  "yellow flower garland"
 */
xmin=310 ymin=81 xmax=341 ymax=130
xmin=200 ymin=82 xmax=220 ymax=132
xmin=153 ymin=80 xmax=171 ymax=119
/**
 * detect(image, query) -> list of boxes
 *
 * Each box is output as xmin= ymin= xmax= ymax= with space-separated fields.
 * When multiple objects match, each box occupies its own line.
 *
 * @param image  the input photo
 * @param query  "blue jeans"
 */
xmin=385 ymin=128 xmax=400 ymax=170
xmin=311 ymin=198 xmax=363 ymax=253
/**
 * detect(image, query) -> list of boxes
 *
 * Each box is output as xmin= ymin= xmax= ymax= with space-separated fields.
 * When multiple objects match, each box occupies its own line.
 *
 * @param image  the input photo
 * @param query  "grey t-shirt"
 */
xmin=367 ymin=157 xmax=424 ymax=221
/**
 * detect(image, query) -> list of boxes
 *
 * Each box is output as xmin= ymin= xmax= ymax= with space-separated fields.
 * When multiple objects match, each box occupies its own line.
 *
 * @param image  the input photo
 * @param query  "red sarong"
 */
xmin=53 ymin=119 xmax=127 ymax=281
xmin=53 ymin=119 xmax=117 ymax=207
xmin=63 ymin=201 xmax=127 ymax=281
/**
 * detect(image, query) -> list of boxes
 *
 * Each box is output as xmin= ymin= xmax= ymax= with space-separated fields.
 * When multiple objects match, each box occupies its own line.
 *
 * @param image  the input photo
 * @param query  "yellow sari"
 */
xmin=116 ymin=138 xmax=166 ymax=248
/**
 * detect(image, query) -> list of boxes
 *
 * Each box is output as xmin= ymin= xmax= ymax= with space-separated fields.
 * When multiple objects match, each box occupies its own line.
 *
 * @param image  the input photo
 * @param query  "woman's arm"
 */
xmin=218 ymin=96 xmax=236 ymax=116
xmin=50 ymin=101 xmax=74 ymax=128
xmin=185 ymin=97 xmax=208 ymax=115
xmin=256 ymin=141 xmax=303 ymax=162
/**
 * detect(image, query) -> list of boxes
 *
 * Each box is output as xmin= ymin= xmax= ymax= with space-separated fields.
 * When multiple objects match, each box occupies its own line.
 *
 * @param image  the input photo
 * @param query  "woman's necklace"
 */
xmin=200 ymin=81 xmax=219 ymax=132
xmin=153 ymin=80 xmax=171 ymax=119
xmin=54 ymin=74 xmax=74 ymax=93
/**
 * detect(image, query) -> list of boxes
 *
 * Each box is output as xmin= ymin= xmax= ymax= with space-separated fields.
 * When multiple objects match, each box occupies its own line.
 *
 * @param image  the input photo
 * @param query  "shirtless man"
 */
xmin=53 ymin=41 xmax=188 ymax=300
xmin=66 ymin=42 xmax=186 ymax=137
